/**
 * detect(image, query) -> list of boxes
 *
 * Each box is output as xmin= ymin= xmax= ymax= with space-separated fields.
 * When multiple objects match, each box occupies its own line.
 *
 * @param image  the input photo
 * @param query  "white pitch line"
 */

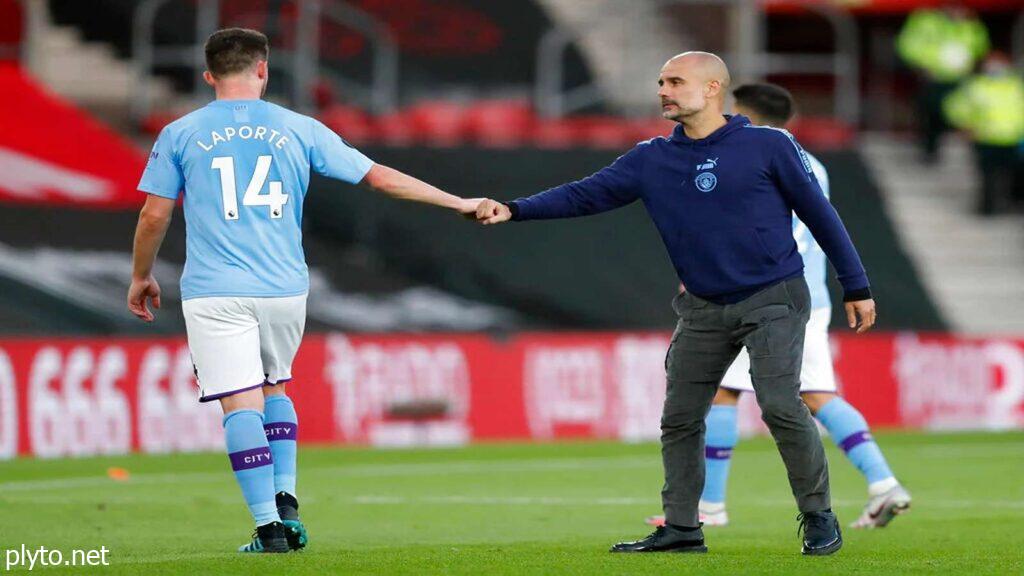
xmin=1 ymin=440 xmax=1019 ymax=497
xmin=4 ymin=491 xmax=1022 ymax=511
xmin=0 ymin=471 xmax=223 ymax=492
xmin=348 ymin=495 xmax=1024 ymax=510
xmin=351 ymin=495 xmax=658 ymax=506
xmin=908 ymin=444 xmax=1024 ymax=458
xmin=0 ymin=455 xmax=658 ymax=493
xmin=99 ymin=552 xmax=234 ymax=566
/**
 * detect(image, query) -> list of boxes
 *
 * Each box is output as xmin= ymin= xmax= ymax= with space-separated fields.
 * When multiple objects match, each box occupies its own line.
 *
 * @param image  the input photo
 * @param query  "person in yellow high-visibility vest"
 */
xmin=944 ymin=53 xmax=1024 ymax=215
xmin=897 ymin=5 xmax=989 ymax=163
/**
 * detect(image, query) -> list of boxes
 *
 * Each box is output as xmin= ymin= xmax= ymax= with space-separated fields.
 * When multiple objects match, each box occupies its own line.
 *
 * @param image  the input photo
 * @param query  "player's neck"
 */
xmin=680 ymin=109 xmax=727 ymax=140
xmin=213 ymin=80 xmax=264 ymax=101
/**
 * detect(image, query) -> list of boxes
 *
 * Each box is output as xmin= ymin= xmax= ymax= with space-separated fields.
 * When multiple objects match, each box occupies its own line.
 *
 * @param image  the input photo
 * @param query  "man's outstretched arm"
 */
xmin=360 ymin=163 xmax=479 ymax=215
xmin=476 ymin=145 xmax=645 ymax=224
xmin=128 ymin=194 xmax=176 ymax=322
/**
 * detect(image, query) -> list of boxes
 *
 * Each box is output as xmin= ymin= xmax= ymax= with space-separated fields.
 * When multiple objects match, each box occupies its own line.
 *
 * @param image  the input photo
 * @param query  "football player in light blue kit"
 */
xmin=646 ymin=83 xmax=910 ymax=530
xmin=128 ymin=28 xmax=480 ymax=553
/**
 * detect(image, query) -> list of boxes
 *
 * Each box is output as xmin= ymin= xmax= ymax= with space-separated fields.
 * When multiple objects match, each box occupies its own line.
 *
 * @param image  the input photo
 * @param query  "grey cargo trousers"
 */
xmin=661 ymin=276 xmax=831 ymax=526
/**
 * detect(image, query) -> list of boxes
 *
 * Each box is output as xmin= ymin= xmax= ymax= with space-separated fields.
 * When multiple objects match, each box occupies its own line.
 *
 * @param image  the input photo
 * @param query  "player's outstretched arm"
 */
xmin=360 ymin=164 xmax=480 ymax=216
xmin=128 ymin=194 xmax=175 ymax=322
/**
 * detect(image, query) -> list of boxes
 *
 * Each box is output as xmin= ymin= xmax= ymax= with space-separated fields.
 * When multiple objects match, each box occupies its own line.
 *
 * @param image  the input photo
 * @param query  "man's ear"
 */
xmin=203 ymin=70 xmax=216 ymax=88
xmin=705 ymin=79 xmax=721 ymax=99
xmin=256 ymin=60 xmax=268 ymax=80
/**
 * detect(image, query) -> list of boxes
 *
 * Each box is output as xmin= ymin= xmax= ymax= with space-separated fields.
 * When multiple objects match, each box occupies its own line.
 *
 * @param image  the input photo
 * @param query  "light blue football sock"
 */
xmin=815 ymin=397 xmax=895 ymax=485
xmin=701 ymin=405 xmax=739 ymax=505
xmin=224 ymin=409 xmax=280 ymax=526
xmin=263 ymin=394 xmax=298 ymax=498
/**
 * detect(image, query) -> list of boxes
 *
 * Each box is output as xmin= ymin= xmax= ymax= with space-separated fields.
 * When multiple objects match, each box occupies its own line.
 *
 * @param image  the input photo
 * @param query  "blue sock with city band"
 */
xmin=223 ymin=409 xmax=279 ymax=526
xmin=263 ymin=394 xmax=298 ymax=497
xmin=701 ymin=405 xmax=739 ymax=504
xmin=815 ymin=397 xmax=895 ymax=484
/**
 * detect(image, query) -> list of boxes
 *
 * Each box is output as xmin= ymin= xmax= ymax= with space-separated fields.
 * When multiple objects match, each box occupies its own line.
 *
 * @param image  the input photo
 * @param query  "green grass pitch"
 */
xmin=0 ymin=431 xmax=1021 ymax=575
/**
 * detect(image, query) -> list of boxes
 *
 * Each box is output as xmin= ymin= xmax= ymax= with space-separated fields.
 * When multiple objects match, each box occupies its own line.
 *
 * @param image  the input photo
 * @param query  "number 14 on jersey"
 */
xmin=211 ymin=155 xmax=289 ymax=220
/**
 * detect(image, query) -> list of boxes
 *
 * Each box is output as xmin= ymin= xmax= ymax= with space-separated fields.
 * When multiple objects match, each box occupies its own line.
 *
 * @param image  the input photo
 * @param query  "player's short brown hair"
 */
xmin=204 ymin=28 xmax=269 ymax=78
xmin=732 ymin=83 xmax=794 ymax=126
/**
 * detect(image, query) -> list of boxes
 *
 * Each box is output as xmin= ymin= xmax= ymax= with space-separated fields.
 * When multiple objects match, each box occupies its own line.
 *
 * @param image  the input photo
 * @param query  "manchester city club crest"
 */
xmin=695 ymin=171 xmax=717 ymax=192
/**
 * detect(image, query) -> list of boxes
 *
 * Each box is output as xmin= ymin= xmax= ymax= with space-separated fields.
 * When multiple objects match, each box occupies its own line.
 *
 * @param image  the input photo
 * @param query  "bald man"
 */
xmin=474 ymin=52 xmax=876 ymax=556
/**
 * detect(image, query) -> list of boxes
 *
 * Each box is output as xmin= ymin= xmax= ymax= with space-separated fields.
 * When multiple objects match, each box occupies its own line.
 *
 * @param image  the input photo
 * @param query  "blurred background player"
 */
xmin=897 ymin=2 xmax=989 ymax=164
xmin=644 ymin=83 xmax=911 ymax=531
xmin=129 ymin=27 xmax=478 ymax=553
xmin=943 ymin=52 xmax=1024 ymax=215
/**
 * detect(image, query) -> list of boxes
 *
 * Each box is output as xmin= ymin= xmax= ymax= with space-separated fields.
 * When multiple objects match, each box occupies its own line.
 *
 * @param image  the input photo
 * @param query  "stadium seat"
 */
xmin=531 ymin=117 xmax=587 ymax=149
xmin=0 ymin=0 xmax=23 ymax=62
xmin=406 ymin=100 xmax=470 ymax=147
xmin=629 ymin=117 xmax=675 ymax=142
xmin=788 ymin=117 xmax=856 ymax=150
xmin=320 ymin=104 xmax=375 ymax=145
xmin=463 ymin=99 xmax=535 ymax=148
xmin=573 ymin=116 xmax=642 ymax=149
xmin=532 ymin=116 xmax=649 ymax=150
xmin=372 ymin=111 xmax=417 ymax=146
xmin=139 ymin=111 xmax=180 ymax=136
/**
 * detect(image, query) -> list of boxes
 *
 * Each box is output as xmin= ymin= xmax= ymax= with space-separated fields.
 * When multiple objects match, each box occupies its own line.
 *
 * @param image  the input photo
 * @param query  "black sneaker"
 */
xmin=610 ymin=524 xmax=708 ymax=553
xmin=799 ymin=510 xmax=843 ymax=556
xmin=276 ymin=492 xmax=308 ymax=551
xmin=238 ymin=521 xmax=290 ymax=553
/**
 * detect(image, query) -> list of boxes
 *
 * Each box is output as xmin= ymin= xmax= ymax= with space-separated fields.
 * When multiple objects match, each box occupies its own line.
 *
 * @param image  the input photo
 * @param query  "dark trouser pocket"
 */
xmin=742 ymin=304 xmax=792 ymax=359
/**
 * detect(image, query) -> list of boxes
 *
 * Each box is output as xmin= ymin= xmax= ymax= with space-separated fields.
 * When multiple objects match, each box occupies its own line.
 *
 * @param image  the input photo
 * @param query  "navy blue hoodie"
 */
xmin=508 ymin=115 xmax=870 ymax=304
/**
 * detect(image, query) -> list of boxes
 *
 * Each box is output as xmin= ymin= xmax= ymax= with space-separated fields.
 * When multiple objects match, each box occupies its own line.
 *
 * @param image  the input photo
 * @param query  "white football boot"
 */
xmin=698 ymin=501 xmax=729 ymax=526
xmin=850 ymin=483 xmax=912 ymax=529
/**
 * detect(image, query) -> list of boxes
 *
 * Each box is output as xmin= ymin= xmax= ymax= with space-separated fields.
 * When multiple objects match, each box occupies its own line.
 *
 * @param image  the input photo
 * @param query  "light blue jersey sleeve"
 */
xmin=810 ymin=155 xmax=830 ymax=200
xmin=794 ymin=153 xmax=832 ymax=311
xmin=138 ymin=127 xmax=184 ymax=199
xmin=309 ymin=119 xmax=374 ymax=183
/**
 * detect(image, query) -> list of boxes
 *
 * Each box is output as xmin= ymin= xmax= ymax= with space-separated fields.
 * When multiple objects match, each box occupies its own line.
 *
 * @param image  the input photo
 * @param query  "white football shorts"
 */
xmin=719 ymin=307 xmax=836 ymax=394
xmin=182 ymin=294 xmax=307 ymax=402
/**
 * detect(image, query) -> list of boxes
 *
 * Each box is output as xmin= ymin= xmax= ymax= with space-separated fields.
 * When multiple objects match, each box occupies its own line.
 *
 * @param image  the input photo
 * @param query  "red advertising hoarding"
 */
xmin=0 ymin=331 xmax=1021 ymax=459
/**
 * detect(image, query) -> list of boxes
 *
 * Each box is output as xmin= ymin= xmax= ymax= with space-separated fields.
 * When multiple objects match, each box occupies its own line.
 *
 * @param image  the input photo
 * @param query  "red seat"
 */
xmin=629 ymin=117 xmax=674 ymax=142
xmin=372 ymin=112 xmax=416 ymax=146
xmin=0 ymin=0 xmax=23 ymax=62
xmin=788 ymin=117 xmax=856 ymax=150
xmin=139 ymin=112 xmax=179 ymax=136
xmin=531 ymin=118 xmax=587 ymax=149
xmin=406 ymin=100 xmax=470 ymax=147
xmin=312 ymin=79 xmax=338 ymax=112
xmin=463 ymin=100 xmax=535 ymax=148
xmin=320 ymin=104 xmax=374 ymax=145
xmin=532 ymin=116 xmax=671 ymax=150
xmin=576 ymin=116 xmax=639 ymax=149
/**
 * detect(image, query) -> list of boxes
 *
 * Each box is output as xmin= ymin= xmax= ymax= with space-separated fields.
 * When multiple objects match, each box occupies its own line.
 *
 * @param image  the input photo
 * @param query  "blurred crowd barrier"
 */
xmin=0 ymin=330 xmax=1021 ymax=459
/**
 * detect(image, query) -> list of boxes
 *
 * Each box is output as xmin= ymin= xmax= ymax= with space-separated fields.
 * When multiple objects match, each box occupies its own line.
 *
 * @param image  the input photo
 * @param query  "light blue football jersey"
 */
xmin=138 ymin=99 xmax=373 ymax=300
xmin=795 ymin=153 xmax=831 ymax=311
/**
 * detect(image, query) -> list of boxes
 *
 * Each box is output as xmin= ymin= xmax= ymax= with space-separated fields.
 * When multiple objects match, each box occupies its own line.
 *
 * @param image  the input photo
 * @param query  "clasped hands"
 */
xmin=457 ymin=198 xmax=512 ymax=225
